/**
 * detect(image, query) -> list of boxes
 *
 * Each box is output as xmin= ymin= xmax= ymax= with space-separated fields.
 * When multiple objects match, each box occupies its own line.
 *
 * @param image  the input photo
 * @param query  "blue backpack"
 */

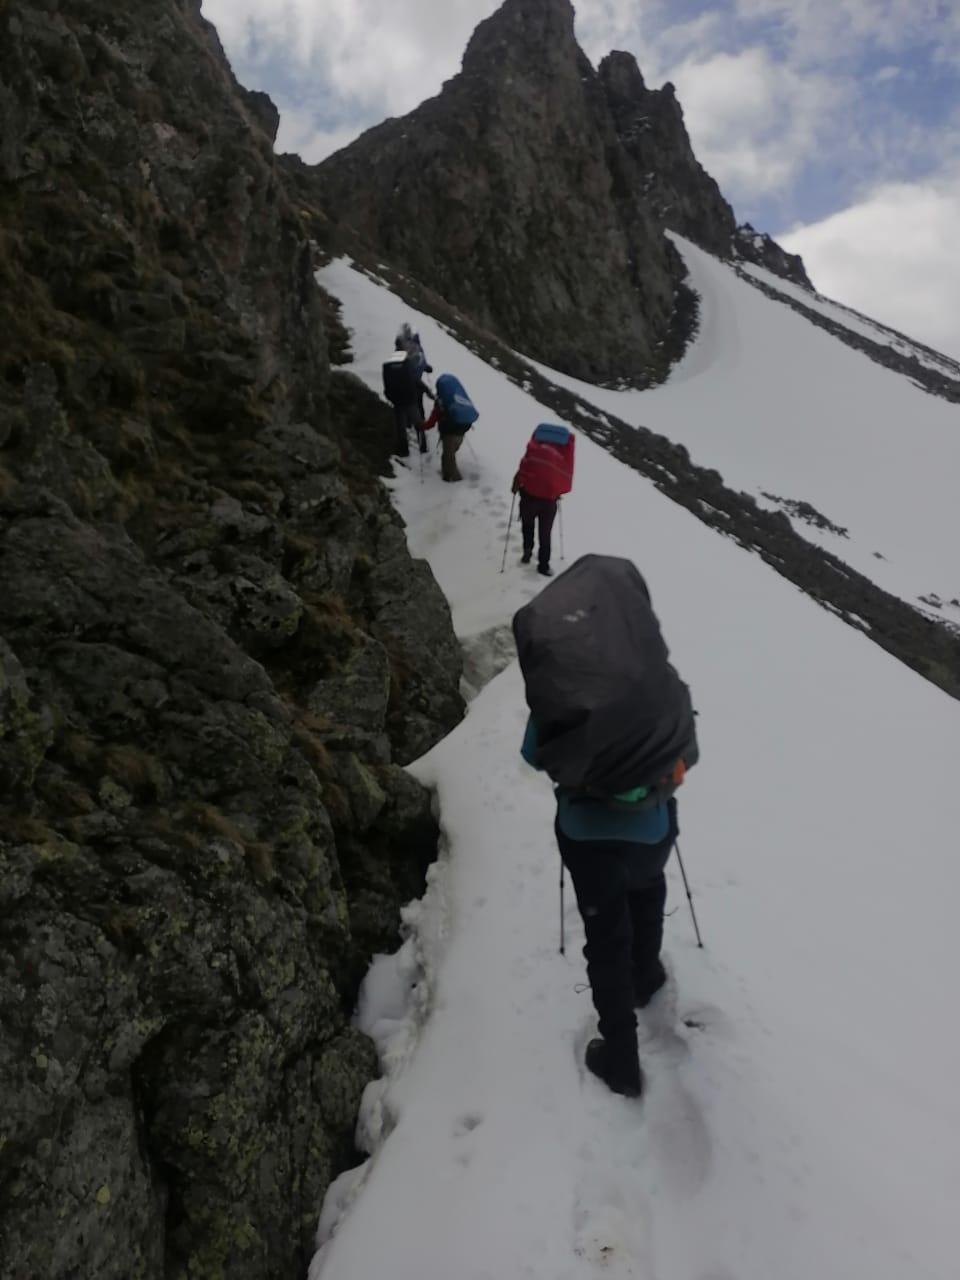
xmin=532 ymin=423 xmax=572 ymax=446
xmin=435 ymin=374 xmax=479 ymax=429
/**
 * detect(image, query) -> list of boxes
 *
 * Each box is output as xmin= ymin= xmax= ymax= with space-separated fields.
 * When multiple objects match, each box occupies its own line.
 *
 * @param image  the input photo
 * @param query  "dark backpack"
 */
xmin=435 ymin=374 xmax=478 ymax=429
xmin=512 ymin=554 xmax=698 ymax=802
xmin=382 ymin=352 xmax=417 ymax=406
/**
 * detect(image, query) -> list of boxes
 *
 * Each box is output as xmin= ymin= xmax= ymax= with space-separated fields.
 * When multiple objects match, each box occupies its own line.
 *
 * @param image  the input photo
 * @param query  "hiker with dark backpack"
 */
xmin=514 ymin=555 xmax=699 ymax=1099
xmin=397 ymin=322 xmax=433 ymax=419
xmin=382 ymin=338 xmax=434 ymax=458
xmin=423 ymin=373 xmax=479 ymax=482
xmin=512 ymin=424 xmax=575 ymax=577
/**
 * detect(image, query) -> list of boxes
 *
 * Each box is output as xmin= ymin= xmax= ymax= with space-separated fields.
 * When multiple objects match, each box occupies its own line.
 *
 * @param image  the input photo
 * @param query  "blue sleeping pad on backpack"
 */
xmin=532 ymin=423 xmax=571 ymax=446
xmin=436 ymin=374 xmax=479 ymax=428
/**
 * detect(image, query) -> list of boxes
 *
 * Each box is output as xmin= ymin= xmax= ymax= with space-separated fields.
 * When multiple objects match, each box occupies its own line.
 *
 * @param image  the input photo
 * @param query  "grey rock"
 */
xmin=307 ymin=0 xmax=812 ymax=384
xmin=734 ymin=222 xmax=813 ymax=289
xmin=334 ymin=751 xmax=388 ymax=832
xmin=308 ymin=634 xmax=391 ymax=733
xmin=0 ymin=3 xmax=463 ymax=1276
xmin=0 ymin=638 xmax=51 ymax=791
xmin=312 ymin=0 xmax=678 ymax=383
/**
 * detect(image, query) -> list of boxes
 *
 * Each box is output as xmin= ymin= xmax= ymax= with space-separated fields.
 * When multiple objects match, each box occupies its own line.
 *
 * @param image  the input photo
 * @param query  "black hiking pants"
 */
xmin=519 ymin=492 xmax=557 ymax=569
xmin=556 ymin=800 xmax=678 ymax=1048
xmin=391 ymin=402 xmax=423 ymax=457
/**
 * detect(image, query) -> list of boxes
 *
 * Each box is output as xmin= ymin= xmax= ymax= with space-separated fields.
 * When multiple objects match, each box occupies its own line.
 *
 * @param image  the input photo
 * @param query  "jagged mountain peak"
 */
xmin=302 ymin=0 xmax=810 ymax=381
xmin=598 ymin=48 xmax=649 ymax=95
xmin=462 ymin=0 xmax=578 ymax=71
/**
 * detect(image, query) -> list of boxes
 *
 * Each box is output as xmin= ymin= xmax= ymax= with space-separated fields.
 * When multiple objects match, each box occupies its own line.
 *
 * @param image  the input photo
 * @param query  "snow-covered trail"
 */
xmin=526 ymin=237 xmax=960 ymax=620
xmin=312 ymin=259 xmax=960 ymax=1280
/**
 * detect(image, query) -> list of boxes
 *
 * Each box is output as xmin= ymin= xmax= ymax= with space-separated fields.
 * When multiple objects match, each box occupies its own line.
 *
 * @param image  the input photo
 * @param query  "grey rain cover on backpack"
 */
xmin=512 ymin=554 xmax=698 ymax=794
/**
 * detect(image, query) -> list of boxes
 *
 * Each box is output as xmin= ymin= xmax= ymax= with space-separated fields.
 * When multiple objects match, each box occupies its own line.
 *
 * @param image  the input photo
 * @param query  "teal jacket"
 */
xmin=521 ymin=715 xmax=670 ymax=844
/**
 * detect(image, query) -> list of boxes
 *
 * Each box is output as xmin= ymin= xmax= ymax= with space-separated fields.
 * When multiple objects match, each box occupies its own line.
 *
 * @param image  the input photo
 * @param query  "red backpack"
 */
xmin=516 ymin=424 xmax=575 ymax=501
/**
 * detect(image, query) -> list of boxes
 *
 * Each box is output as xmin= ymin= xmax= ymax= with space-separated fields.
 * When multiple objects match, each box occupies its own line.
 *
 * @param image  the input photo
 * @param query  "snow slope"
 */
xmin=737 ymin=262 xmax=960 ymax=382
xmin=311 ymin=258 xmax=960 ymax=1280
xmin=526 ymin=237 xmax=960 ymax=623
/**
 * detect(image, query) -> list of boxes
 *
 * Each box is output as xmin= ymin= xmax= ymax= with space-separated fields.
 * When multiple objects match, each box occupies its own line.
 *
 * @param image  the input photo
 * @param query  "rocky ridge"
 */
xmin=0 ymin=2 xmax=462 ymax=1277
xmin=307 ymin=0 xmax=811 ymax=382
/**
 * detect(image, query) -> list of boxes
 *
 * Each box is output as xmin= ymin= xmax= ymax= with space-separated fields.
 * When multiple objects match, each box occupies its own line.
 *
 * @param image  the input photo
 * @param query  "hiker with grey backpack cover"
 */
xmin=514 ymin=554 xmax=699 ymax=1098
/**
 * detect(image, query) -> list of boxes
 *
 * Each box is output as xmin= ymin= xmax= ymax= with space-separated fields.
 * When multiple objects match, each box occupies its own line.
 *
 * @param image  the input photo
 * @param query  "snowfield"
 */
xmin=311 ymin=257 xmax=960 ymax=1280
xmin=526 ymin=237 xmax=960 ymax=624
xmin=736 ymin=261 xmax=960 ymax=382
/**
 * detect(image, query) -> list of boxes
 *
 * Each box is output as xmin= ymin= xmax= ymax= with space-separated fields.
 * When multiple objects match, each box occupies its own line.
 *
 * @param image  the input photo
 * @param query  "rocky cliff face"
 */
xmin=311 ymin=0 xmax=682 ymax=384
xmin=597 ymin=51 xmax=737 ymax=260
xmin=598 ymin=53 xmax=812 ymax=290
xmin=307 ymin=0 xmax=811 ymax=382
xmin=0 ymin=2 xmax=462 ymax=1277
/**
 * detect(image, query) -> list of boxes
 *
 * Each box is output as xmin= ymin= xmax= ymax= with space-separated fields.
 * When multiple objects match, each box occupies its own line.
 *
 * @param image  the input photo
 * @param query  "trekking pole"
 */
xmin=558 ymin=499 xmax=565 ymax=561
xmin=500 ymin=492 xmax=516 ymax=573
xmin=674 ymin=840 xmax=704 ymax=948
xmin=559 ymin=856 xmax=566 ymax=955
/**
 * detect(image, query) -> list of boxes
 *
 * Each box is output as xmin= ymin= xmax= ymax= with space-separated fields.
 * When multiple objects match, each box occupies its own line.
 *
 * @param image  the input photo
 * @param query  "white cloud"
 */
xmin=667 ymin=47 xmax=848 ymax=197
xmin=781 ymin=172 xmax=960 ymax=361
xmin=202 ymin=0 xmax=500 ymax=116
xmin=201 ymin=0 xmax=505 ymax=161
xmin=275 ymin=109 xmax=363 ymax=164
xmin=732 ymin=0 xmax=960 ymax=66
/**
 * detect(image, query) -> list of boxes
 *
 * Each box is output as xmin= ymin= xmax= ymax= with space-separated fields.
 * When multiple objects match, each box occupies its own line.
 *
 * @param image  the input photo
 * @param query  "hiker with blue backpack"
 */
xmin=423 ymin=373 xmax=479 ymax=481
xmin=512 ymin=424 xmax=575 ymax=576
xmin=514 ymin=556 xmax=699 ymax=1099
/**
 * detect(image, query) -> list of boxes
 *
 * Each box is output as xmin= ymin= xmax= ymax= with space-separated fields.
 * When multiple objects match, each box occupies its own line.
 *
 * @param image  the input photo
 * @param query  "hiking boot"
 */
xmin=521 ymin=550 xmax=532 ymax=564
xmin=585 ymin=1037 xmax=643 ymax=1098
xmin=633 ymin=959 xmax=667 ymax=1010
xmin=537 ymin=564 xmax=553 ymax=577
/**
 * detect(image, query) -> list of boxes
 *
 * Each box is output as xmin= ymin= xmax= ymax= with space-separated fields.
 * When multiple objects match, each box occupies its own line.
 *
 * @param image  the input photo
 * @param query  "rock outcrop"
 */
xmin=311 ymin=0 xmax=682 ymax=383
xmin=597 ymin=52 xmax=737 ymax=260
xmin=734 ymin=223 xmax=812 ymax=289
xmin=307 ymin=0 xmax=810 ymax=382
xmin=0 ymin=2 xmax=462 ymax=1277
xmin=597 ymin=52 xmax=812 ymax=289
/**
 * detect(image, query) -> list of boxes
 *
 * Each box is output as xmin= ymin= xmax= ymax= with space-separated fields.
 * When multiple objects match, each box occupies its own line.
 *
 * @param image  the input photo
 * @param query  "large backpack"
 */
xmin=513 ymin=554 xmax=698 ymax=802
xmin=435 ymin=374 xmax=479 ymax=429
xmin=382 ymin=351 xmax=416 ymax=406
xmin=516 ymin=423 xmax=575 ymax=501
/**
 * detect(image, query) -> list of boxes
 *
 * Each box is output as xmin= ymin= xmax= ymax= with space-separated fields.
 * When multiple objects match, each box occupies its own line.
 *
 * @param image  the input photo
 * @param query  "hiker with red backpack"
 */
xmin=514 ymin=555 xmax=699 ymax=1099
xmin=512 ymin=424 xmax=575 ymax=577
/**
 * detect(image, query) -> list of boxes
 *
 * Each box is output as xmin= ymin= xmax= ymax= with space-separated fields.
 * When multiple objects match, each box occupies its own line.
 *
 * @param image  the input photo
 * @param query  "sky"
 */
xmin=202 ymin=0 xmax=960 ymax=361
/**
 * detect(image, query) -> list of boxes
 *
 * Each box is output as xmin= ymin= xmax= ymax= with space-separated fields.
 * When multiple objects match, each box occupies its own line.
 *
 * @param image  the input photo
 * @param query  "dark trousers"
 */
xmin=391 ymin=403 xmax=423 ymax=456
xmin=556 ymin=801 xmax=678 ymax=1045
xmin=519 ymin=492 xmax=557 ymax=569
